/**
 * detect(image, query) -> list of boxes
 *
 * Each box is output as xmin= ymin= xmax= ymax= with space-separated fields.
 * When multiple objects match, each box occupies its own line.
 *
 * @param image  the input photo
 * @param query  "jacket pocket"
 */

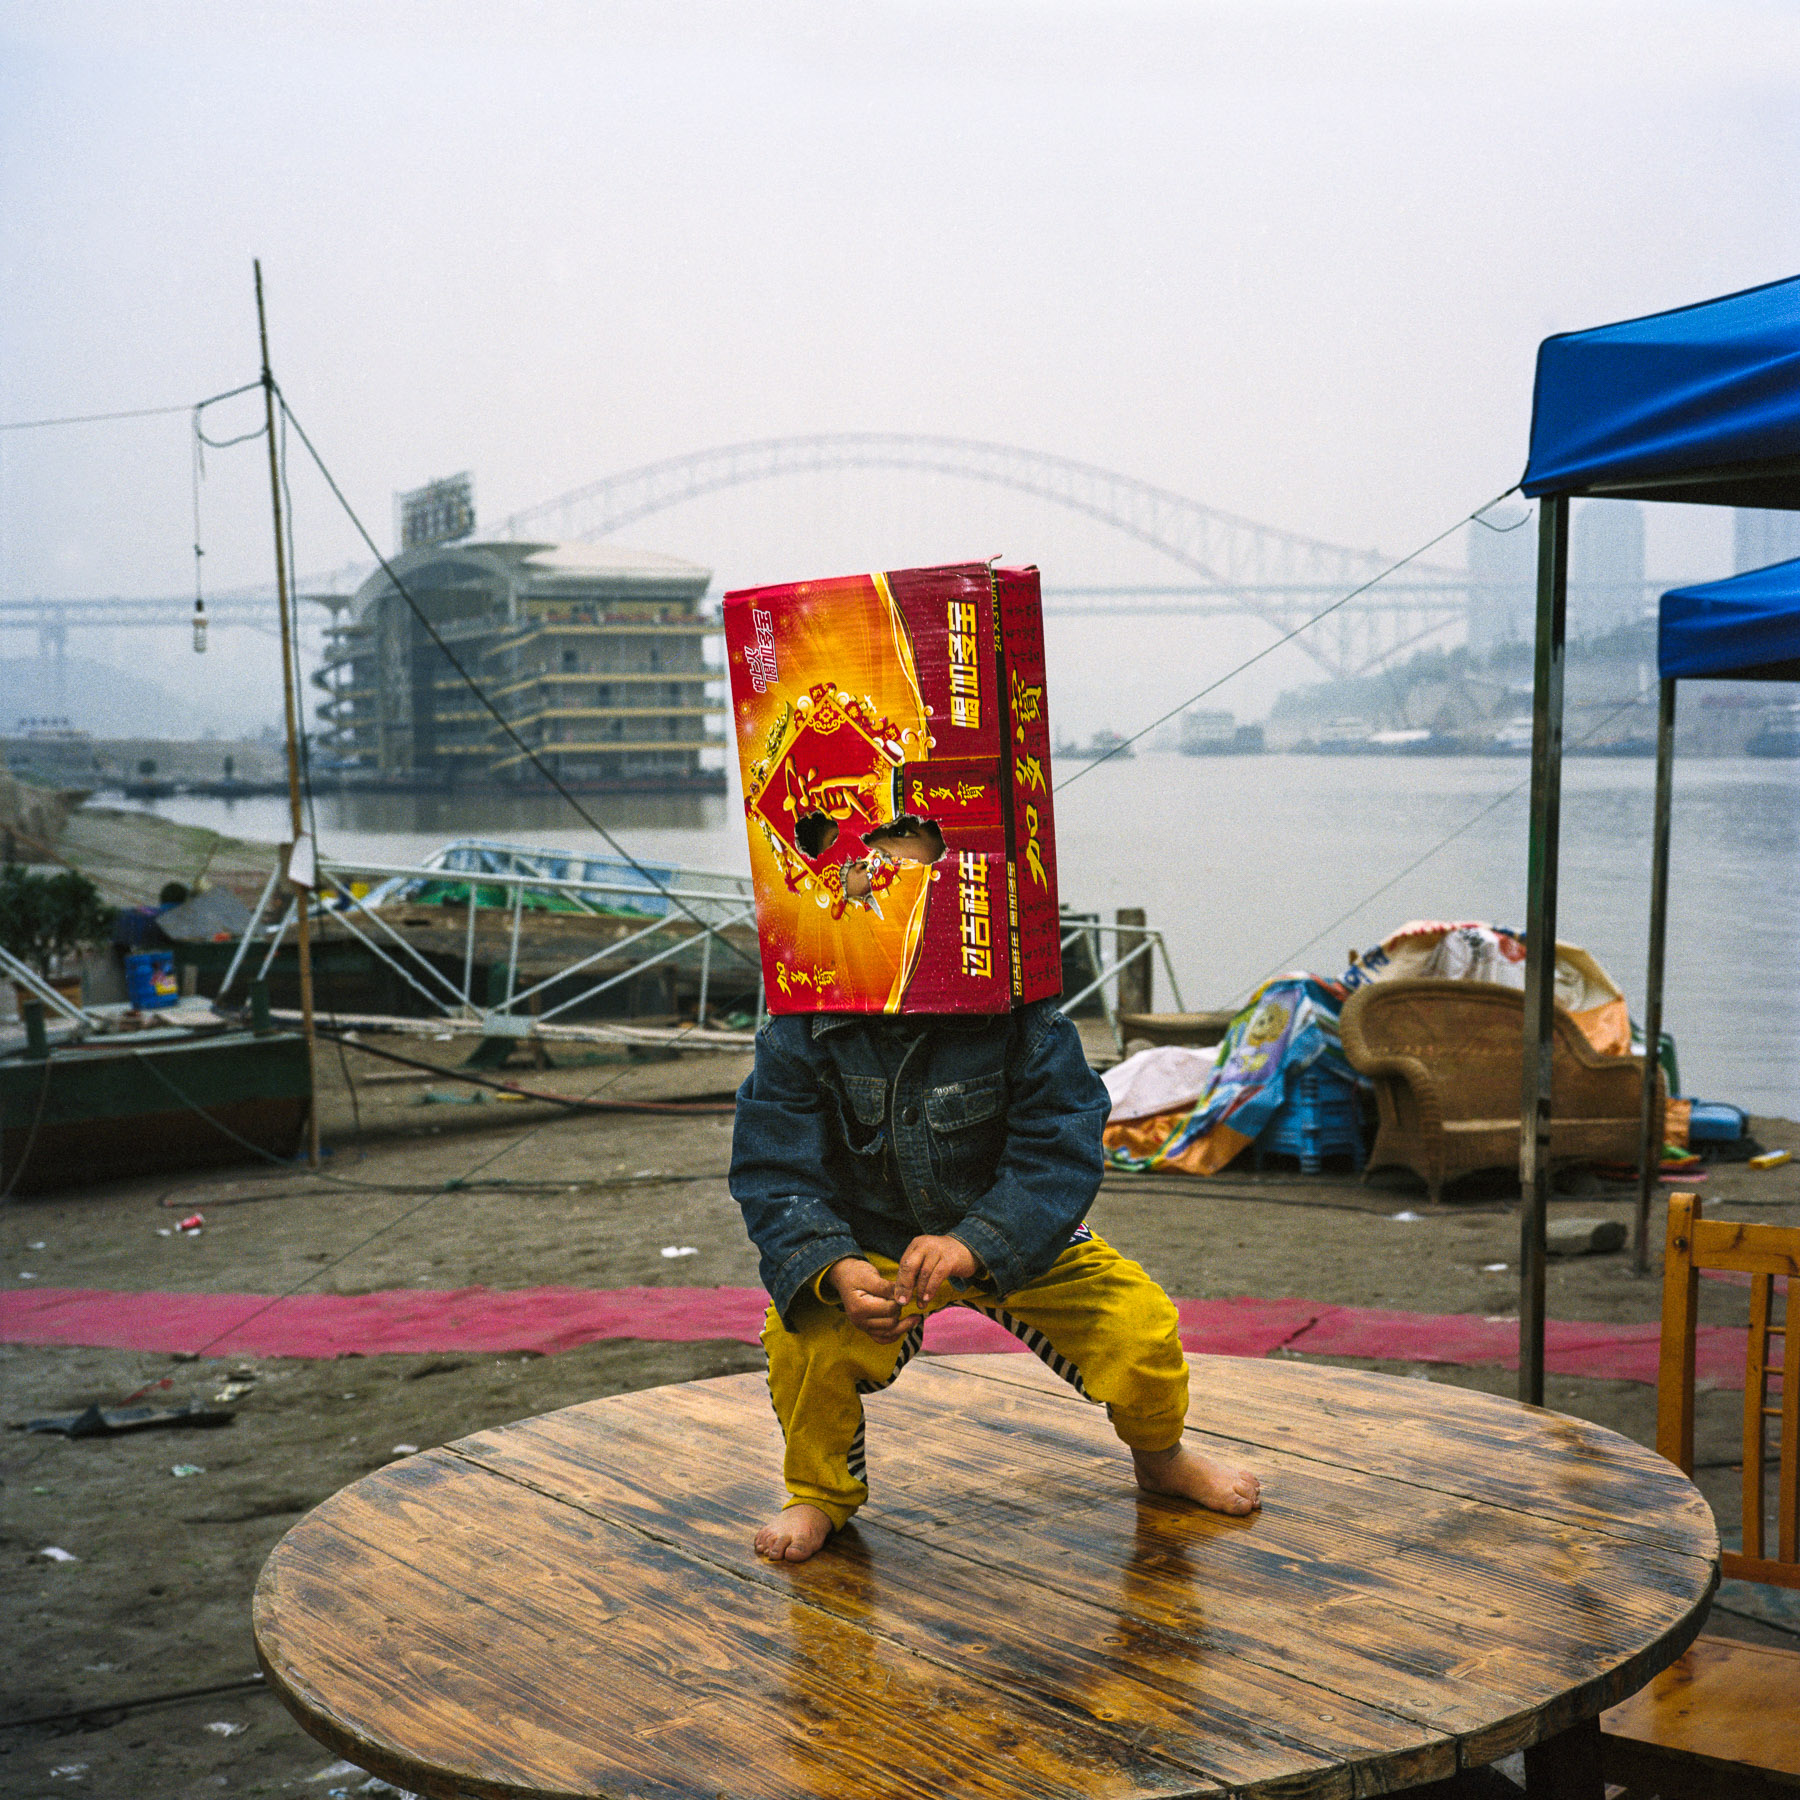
xmin=826 ymin=1074 xmax=888 ymax=1156
xmin=924 ymin=1072 xmax=1008 ymax=1199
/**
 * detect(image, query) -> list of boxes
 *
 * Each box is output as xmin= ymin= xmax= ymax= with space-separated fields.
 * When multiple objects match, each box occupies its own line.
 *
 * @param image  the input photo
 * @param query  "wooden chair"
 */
xmin=1600 ymin=1192 xmax=1800 ymax=1798
xmin=1338 ymin=978 xmax=1657 ymax=1203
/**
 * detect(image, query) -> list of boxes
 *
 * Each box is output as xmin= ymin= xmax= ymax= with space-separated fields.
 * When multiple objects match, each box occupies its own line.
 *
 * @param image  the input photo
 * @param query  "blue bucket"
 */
xmin=125 ymin=950 xmax=179 ymax=1010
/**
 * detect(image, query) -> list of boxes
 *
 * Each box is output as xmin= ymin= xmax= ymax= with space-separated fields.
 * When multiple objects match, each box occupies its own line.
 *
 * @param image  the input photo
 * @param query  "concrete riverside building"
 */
xmin=315 ymin=540 xmax=722 ymax=790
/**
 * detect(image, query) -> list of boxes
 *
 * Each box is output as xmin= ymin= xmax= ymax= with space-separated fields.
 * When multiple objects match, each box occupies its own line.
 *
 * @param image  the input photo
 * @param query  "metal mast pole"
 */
xmin=1519 ymin=492 xmax=1568 ymax=1406
xmin=1634 ymin=677 xmax=1678 ymax=1272
xmin=256 ymin=259 xmax=320 ymax=1168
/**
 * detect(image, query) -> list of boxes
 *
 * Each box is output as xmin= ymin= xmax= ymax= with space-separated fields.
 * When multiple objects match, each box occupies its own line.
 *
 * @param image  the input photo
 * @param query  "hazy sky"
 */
xmin=3 ymin=0 xmax=1798 ymax=735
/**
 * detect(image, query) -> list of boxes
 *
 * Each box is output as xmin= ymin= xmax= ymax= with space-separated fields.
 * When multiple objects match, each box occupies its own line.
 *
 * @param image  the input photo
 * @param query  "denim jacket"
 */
xmin=729 ymin=998 xmax=1111 ymax=1322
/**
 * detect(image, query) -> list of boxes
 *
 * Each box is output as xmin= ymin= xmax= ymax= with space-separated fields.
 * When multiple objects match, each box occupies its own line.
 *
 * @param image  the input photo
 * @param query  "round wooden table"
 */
xmin=254 ymin=1354 xmax=1718 ymax=1800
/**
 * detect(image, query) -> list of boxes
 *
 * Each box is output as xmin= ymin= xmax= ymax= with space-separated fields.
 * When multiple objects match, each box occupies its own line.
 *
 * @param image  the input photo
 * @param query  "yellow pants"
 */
xmin=761 ymin=1232 xmax=1188 ymax=1530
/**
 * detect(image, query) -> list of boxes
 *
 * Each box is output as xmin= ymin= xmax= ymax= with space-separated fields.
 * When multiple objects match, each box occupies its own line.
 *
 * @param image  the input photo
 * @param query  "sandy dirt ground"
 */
xmin=3 ymin=1030 xmax=1796 ymax=1799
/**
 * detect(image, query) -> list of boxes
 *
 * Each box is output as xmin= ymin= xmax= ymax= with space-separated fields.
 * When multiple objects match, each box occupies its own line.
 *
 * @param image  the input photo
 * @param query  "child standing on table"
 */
xmin=729 ymin=999 xmax=1262 ymax=1562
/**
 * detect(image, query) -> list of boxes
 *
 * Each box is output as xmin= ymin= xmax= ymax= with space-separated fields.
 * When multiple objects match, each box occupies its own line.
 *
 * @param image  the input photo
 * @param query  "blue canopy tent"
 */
xmin=1660 ymin=557 xmax=1800 ymax=683
xmin=1513 ymin=274 xmax=1800 ymax=1403
xmin=1628 ymin=561 xmax=1800 ymax=1264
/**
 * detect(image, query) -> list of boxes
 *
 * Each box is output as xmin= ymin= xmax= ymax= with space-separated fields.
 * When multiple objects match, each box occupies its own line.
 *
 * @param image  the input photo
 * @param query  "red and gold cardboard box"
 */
xmin=723 ymin=561 xmax=1061 ymax=1015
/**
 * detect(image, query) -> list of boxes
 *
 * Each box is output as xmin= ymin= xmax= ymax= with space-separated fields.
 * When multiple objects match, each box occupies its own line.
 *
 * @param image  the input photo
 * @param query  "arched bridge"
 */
xmin=489 ymin=433 xmax=1473 ymax=679
xmin=8 ymin=438 xmax=1499 ymax=682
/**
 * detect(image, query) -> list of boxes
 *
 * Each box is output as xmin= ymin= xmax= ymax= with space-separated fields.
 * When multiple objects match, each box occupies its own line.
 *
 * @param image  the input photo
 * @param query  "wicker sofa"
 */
xmin=1339 ymin=978 xmax=1660 ymax=1203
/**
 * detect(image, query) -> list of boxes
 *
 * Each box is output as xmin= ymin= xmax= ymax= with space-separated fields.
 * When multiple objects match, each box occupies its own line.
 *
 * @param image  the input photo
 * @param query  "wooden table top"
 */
xmin=253 ymin=1354 xmax=1719 ymax=1800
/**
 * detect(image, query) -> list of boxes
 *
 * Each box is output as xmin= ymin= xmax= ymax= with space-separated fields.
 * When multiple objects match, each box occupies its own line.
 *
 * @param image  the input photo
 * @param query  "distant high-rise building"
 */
xmin=1465 ymin=503 xmax=1537 ymax=652
xmin=317 ymin=539 xmax=722 ymax=790
xmin=1570 ymin=500 xmax=1646 ymax=638
xmin=1734 ymin=509 xmax=1800 ymax=572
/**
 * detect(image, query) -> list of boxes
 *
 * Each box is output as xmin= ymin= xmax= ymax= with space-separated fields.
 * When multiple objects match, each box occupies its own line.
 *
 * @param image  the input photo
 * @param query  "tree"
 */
xmin=0 ymin=864 xmax=116 ymax=978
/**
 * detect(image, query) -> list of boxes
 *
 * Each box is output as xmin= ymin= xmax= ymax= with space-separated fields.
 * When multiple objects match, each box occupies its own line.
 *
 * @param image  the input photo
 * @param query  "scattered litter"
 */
xmin=213 ymin=1381 xmax=255 ymax=1403
xmin=1390 ymin=1210 xmax=1423 ymax=1222
xmin=18 ymin=1271 xmax=37 ymax=1279
xmin=204 ymin=1721 xmax=246 ymax=1736
xmin=40 ymin=1545 xmax=78 ymax=1561
xmin=1750 ymin=1148 xmax=1792 ymax=1170
xmin=157 ymin=1228 xmax=172 ymax=1237
xmin=660 ymin=1245 xmax=699 ymax=1259
xmin=310 ymin=1764 xmax=364 ymax=1783
xmin=18 ymin=1400 xmax=234 ymax=1437
xmin=419 ymin=1089 xmax=486 ymax=1105
xmin=391 ymin=1443 xmax=419 ymax=1456
xmin=1482 ymin=1262 xmax=1508 ymax=1272
xmin=170 ymin=1463 xmax=205 ymax=1478
xmin=1660 ymin=1171 xmax=1706 ymax=1183
xmin=493 ymin=1089 xmax=527 ymax=1101
xmin=27 ymin=1240 xmax=45 ymax=1250
xmin=48 ymin=1764 xmax=88 ymax=1779
xmin=432 ymin=1032 xmax=454 ymax=1041
xmin=178 ymin=1212 xmax=205 ymax=1235
xmin=355 ymin=1779 xmax=421 ymax=1797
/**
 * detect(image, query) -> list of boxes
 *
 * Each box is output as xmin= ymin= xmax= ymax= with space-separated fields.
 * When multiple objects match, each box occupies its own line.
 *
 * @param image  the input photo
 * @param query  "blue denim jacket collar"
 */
xmin=808 ymin=1010 xmax=1003 ymax=1039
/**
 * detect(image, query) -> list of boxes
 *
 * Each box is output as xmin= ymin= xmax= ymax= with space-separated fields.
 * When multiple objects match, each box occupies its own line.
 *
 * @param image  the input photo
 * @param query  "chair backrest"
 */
xmin=1341 ymin=979 xmax=1635 ymax=1116
xmin=1658 ymin=1191 xmax=1800 ymax=1589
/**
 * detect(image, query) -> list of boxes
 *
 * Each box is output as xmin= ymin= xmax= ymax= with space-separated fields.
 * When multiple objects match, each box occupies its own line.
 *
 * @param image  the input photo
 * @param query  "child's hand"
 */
xmin=895 ymin=1234 xmax=979 ymax=1309
xmin=826 ymin=1257 xmax=908 ymax=1343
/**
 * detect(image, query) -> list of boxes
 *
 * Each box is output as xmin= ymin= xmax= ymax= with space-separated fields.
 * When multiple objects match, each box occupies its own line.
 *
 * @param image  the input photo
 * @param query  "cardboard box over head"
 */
xmin=724 ymin=561 xmax=1061 ymax=1015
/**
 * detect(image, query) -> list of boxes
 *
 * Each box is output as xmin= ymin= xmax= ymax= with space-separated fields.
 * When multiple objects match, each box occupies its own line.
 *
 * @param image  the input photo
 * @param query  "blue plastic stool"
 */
xmin=1253 ymin=1066 xmax=1365 ymax=1174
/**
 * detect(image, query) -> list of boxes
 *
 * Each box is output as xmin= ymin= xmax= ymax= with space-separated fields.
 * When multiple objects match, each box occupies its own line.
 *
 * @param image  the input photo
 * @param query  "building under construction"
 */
xmin=314 ymin=540 xmax=722 ymax=790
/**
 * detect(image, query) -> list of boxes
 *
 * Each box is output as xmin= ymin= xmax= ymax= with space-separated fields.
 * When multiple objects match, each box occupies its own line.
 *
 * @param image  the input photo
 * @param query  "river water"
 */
xmin=133 ymin=751 xmax=1799 ymax=1119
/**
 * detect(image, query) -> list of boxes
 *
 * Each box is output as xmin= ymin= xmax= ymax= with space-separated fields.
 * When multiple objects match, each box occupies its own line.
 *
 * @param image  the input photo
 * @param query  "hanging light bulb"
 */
xmin=192 ymin=598 xmax=208 ymax=654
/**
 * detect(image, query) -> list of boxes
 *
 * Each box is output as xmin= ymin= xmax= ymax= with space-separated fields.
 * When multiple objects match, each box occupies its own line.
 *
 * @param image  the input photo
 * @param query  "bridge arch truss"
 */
xmin=490 ymin=433 xmax=1471 ymax=680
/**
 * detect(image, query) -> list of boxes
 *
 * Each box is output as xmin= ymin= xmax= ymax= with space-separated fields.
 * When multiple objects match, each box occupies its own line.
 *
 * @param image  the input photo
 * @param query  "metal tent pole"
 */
xmin=1519 ymin=493 xmax=1568 ymax=1407
xmin=1634 ymin=677 xmax=1678 ymax=1274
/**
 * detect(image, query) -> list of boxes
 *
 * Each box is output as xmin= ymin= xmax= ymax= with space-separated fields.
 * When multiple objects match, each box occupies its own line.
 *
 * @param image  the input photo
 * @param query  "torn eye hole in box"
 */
xmin=793 ymin=811 xmax=840 ymax=858
xmin=860 ymin=814 xmax=945 ymax=865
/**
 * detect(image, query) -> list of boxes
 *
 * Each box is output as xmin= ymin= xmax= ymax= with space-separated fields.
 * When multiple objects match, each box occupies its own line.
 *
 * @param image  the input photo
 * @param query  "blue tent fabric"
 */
xmin=1659 ymin=557 xmax=1800 ymax=682
xmin=1522 ymin=275 xmax=1800 ymax=507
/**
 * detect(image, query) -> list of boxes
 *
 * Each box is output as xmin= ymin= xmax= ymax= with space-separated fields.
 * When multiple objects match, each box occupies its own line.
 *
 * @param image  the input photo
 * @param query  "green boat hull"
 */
xmin=1 ymin=1029 xmax=313 ymax=1196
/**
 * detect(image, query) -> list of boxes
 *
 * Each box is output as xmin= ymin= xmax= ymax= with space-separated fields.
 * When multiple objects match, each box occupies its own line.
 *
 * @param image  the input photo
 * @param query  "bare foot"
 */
xmin=754 ymin=1503 xmax=834 ymax=1562
xmin=1132 ymin=1442 xmax=1262 ymax=1515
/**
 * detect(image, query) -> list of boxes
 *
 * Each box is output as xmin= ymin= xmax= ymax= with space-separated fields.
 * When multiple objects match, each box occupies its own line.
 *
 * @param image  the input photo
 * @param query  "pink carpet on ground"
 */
xmin=0 ymin=1285 xmax=1749 ymax=1387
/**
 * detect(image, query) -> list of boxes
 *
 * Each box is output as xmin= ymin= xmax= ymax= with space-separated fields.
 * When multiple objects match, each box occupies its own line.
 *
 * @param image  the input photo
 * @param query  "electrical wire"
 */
xmin=273 ymin=390 xmax=760 ymax=972
xmin=98 ymin=372 xmax=731 ymax=1392
xmin=0 ymin=1675 xmax=270 ymax=1732
xmin=195 ymin=422 xmax=267 ymax=450
xmin=157 ymin=1170 xmax=732 ymax=1205
xmin=190 ymin=411 xmax=208 ymax=618
xmin=111 ymin=991 xmax=729 ymax=1395
xmin=1053 ymin=487 xmax=1524 ymax=790
xmin=0 ymin=1052 xmax=57 ymax=1201
xmin=1 ymin=378 xmax=266 ymax=434
xmin=1 ymin=401 xmax=203 ymax=432
xmin=310 ymin=1023 xmax=737 ymax=1113
xmin=1233 ymin=689 xmax=1662 ymax=1002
